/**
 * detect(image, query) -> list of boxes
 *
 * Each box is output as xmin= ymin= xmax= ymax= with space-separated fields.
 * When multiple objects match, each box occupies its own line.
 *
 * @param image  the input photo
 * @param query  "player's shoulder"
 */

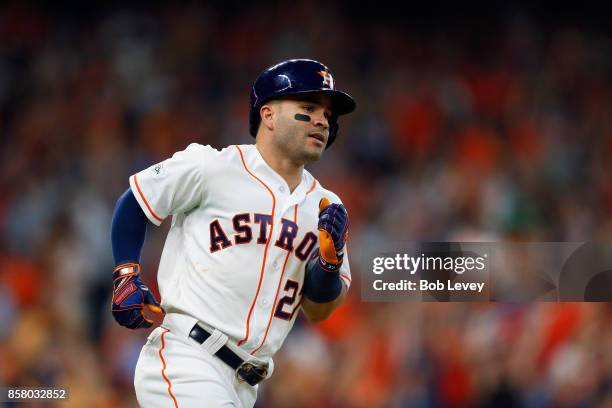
xmin=180 ymin=142 xmax=222 ymax=156
xmin=169 ymin=143 xmax=219 ymax=160
xmin=174 ymin=143 xmax=239 ymax=163
xmin=303 ymin=170 xmax=343 ymax=205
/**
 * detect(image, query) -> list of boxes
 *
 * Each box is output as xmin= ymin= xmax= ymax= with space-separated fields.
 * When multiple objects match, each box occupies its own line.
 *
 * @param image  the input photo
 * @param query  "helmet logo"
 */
xmin=274 ymin=74 xmax=292 ymax=92
xmin=318 ymin=69 xmax=335 ymax=89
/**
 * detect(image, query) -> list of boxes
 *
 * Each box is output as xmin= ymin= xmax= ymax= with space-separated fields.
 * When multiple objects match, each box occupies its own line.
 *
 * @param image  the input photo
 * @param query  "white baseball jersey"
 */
xmin=129 ymin=143 xmax=351 ymax=359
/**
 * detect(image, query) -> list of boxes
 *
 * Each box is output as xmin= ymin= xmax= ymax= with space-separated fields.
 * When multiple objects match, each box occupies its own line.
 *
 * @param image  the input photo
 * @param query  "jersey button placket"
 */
xmin=259 ymin=260 xmax=279 ymax=309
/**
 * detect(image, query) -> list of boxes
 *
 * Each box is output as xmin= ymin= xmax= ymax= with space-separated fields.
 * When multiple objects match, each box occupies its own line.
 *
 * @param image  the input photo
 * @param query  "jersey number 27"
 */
xmin=274 ymin=279 xmax=303 ymax=321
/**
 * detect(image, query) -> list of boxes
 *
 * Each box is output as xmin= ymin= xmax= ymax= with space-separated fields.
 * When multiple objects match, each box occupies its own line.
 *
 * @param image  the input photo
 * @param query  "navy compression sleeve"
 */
xmin=303 ymin=255 xmax=343 ymax=303
xmin=111 ymin=188 xmax=149 ymax=265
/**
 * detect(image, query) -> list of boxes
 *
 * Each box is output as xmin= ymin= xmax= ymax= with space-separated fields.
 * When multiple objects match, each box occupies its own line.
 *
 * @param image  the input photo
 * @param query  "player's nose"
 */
xmin=312 ymin=113 xmax=329 ymax=130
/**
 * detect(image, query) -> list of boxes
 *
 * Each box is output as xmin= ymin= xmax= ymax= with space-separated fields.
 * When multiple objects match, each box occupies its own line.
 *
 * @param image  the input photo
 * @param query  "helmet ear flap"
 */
xmin=326 ymin=115 xmax=338 ymax=148
xmin=249 ymin=109 xmax=260 ymax=137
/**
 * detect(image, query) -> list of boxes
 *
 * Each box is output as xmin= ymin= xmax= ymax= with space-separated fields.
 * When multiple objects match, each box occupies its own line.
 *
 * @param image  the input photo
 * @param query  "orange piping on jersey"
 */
xmin=340 ymin=273 xmax=352 ymax=284
xmin=306 ymin=179 xmax=317 ymax=195
xmin=235 ymin=145 xmax=276 ymax=347
xmin=252 ymin=204 xmax=298 ymax=355
xmin=132 ymin=174 xmax=164 ymax=223
xmin=158 ymin=328 xmax=179 ymax=408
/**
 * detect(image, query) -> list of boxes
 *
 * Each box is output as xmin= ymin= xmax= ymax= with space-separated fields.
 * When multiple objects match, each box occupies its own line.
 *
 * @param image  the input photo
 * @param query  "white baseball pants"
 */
xmin=134 ymin=315 xmax=258 ymax=408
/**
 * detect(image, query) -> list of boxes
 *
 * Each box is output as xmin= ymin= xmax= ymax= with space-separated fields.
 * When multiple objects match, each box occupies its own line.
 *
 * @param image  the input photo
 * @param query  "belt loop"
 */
xmin=200 ymin=327 xmax=229 ymax=355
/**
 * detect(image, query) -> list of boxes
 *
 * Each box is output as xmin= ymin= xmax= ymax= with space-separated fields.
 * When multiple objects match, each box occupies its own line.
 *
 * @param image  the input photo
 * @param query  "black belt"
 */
xmin=188 ymin=323 xmax=268 ymax=386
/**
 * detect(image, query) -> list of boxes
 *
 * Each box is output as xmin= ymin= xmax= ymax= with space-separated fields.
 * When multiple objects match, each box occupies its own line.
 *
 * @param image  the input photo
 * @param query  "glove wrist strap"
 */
xmin=113 ymin=262 xmax=141 ymax=284
xmin=318 ymin=256 xmax=342 ymax=272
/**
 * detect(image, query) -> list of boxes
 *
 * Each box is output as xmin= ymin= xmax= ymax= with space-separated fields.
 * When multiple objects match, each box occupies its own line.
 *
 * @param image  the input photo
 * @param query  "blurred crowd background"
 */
xmin=0 ymin=2 xmax=611 ymax=407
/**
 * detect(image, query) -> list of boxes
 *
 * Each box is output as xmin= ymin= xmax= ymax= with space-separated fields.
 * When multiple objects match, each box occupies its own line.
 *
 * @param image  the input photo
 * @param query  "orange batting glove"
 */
xmin=317 ymin=197 xmax=349 ymax=271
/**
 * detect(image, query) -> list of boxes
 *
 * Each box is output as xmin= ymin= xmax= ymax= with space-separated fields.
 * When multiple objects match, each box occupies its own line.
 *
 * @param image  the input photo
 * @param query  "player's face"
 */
xmin=273 ymin=94 xmax=333 ymax=164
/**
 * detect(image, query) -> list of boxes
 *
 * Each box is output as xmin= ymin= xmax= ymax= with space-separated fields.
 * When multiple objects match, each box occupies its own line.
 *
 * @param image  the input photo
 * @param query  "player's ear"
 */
xmin=260 ymin=104 xmax=275 ymax=131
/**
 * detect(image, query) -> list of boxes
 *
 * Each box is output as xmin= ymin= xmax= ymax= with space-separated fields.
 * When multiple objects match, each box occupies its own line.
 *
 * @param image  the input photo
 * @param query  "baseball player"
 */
xmin=110 ymin=59 xmax=355 ymax=407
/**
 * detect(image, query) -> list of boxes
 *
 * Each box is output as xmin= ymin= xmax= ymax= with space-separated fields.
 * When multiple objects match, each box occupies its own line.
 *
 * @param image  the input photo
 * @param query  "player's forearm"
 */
xmin=301 ymin=254 xmax=347 ymax=322
xmin=301 ymin=283 xmax=346 ymax=322
xmin=111 ymin=188 xmax=149 ymax=265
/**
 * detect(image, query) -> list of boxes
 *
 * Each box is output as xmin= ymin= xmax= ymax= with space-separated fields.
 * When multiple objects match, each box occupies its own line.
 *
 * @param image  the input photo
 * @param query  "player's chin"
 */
xmin=304 ymin=137 xmax=326 ymax=159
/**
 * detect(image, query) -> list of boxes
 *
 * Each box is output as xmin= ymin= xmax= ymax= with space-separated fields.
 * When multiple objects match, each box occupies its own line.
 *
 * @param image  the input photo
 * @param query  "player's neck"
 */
xmin=255 ymin=142 xmax=303 ymax=192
